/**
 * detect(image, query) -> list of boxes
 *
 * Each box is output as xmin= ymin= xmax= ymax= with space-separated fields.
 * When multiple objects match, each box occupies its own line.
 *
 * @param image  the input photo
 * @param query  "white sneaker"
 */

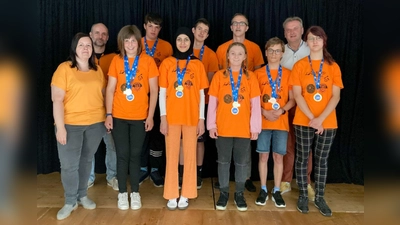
xmin=107 ymin=177 xmax=119 ymax=191
xmin=166 ymin=198 xmax=177 ymax=210
xmin=78 ymin=196 xmax=96 ymax=209
xmin=57 ymin=203 xmax=78 ymax=220
xmin=130 ymin=192 xmax=142 ymax=210
xmin=87 ymin=180 xmax=94 ymax=189
xmin=178 ymin=196 xmax=189 ymax=210
xmin=118 ymin=192 xmax=129 ymax=210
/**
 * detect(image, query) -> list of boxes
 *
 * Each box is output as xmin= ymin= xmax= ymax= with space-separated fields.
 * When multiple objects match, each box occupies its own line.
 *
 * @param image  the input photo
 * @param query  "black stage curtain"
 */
xmin=38 ymin=0 xmax=364 ymax=185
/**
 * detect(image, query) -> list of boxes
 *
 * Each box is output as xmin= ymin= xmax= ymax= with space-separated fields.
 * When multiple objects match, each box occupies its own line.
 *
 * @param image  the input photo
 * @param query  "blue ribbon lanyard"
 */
xmin=176 ymin=56 xmax=191 ymax=86
xmin=266 ymin=64 xmax=282 ymax=99
xmin=124 ymin=55 xmax=139 ymax=89
xmin=144 ymin=37 xmax=158 ymax=57
xmin=307 ymin=55 xmax=324 ymax=90
xmin=228 ymin=67 xmax=243 ymax=103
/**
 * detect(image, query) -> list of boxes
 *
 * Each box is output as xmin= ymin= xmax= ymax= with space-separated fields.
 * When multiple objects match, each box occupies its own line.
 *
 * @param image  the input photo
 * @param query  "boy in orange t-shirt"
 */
xmin=254 ymin=37 xmax=295 ymax=208
xmin=290 ymin=26 xmax=343 ymax=217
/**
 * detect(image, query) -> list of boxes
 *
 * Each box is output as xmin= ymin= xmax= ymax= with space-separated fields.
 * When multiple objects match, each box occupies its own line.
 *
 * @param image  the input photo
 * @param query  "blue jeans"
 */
xmin=256 ymin=129 xmax=288 ymax=155
xmin=89 ymin=132 xmax=117 ymax=183
xmin=56 ymin=122 xmax=105 ymax=205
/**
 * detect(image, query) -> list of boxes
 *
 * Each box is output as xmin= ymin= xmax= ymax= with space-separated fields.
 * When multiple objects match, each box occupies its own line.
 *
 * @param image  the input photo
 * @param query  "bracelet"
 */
xmin=106 ymin=113 xmax=112 ymax=117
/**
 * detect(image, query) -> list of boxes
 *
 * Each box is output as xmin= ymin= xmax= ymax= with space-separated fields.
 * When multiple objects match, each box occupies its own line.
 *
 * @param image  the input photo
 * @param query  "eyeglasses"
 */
xmin=266 ymin=49 xmax=282 ymax=54
xmin=307 ymin=36 xmax=323 ymax=42
xmin=231 ymin=21 xmax=248 ymax=27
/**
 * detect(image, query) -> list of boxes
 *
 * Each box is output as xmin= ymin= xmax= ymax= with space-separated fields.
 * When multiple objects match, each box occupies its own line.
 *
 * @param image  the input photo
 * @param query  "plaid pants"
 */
xmin=294 ymin=125 xmax=336 ymax=199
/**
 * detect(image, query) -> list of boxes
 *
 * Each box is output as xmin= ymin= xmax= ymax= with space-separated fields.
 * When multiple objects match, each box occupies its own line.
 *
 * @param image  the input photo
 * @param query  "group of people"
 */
xmin=51 ymin=12 xmax=343 ymax=220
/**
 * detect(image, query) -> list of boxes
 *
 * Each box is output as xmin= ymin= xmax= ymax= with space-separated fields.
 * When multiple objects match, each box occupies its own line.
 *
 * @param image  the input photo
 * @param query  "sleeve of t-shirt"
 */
xmin=290 ymin=61 xmax=302 ymax=87
xmin=208 ymin=71 xmax=220 ymax=97
xmin=107 ymin=55 xmax=119 ymax=78
xmin=158 ymin=59 xmax=169 ymax=88
xmin=51 ymin=63 xmax=67 ymax=91
xmin=332 ymin=63 xmax=344 ymax=89
xmin=198 ymin=61 xmax=209 ymax=90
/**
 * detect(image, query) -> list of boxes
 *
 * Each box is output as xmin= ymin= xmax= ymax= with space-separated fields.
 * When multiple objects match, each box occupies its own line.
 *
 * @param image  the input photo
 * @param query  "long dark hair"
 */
xmin=304 ymin=26 xmax=335 ymax=65
xmin=68 ymin=32 xmax=97 ymax=70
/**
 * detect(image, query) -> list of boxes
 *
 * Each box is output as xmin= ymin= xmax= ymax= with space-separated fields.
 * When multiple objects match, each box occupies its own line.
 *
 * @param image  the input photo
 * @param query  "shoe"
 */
xmin=216 ymin=192 xmax=229 ymax=210
xmin=234 ymin=192 xmax=248 ymax=211
xmin=78 ymin=196 xmax=96 ymax=209
xmin=178 ymin=196 xmax=189 ymax=210
xmin=214 ymin=181 xmax=220 ymax=189
xmin=314 ymin=198 xmax=332 ymax=217
xmin=245 ymin=179 xmax=256 ymax=192
xmin=57 ymin=203 xmax=78 ymax=220
xmin=130 ymin=192 xmax=142 ymax=210
xmin=178 ymin=176 xmax=183 ymax=190
xmin=118 ymin=192 xmax=129 ymax=210
xmin=167 ymin=198 xmax=177 ymax=210
xmin=272 ymin=191 xmax=286 ymax=208
xmin=297 ymin=196 xmax=309 ymax=213
xmin=280 ymin=182 xmax=291 ymax=194
xmin=87 ymin=180 xmax=94 ymax=189
xmin=307 ymin=184 xmax=315 ymax=201
xmin=197 ymin=176 xmax=203 ymax=189
xmin=255 ymin=190 xmax=268 ymax=206
xmin=107 ymin=177 xmax=119 ymax=191
xmin=139 ymin=170 xmax=149 ymax=185
xmin=150 ymin=170 xmax=164 ymax=187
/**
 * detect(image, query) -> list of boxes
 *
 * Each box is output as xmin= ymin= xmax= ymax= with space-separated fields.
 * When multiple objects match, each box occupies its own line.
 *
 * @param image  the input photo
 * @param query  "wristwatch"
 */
xmin=281 ymin=108 xmax=286 ymax=115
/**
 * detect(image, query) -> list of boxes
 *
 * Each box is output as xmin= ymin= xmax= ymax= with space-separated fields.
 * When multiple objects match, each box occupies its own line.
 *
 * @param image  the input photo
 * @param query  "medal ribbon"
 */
xmin=228 ymin=67 xmax=243 ymax=103
xmin=308 ymin=55 xmax=324 ymax=89
xmin=266 ymin=64 xmax=282 ymax=99
xmin=176 ymin=56 xmax=191 ymax=86
xmin=124 ymin=55 xmax=139 ymax=89
xmin=144 ymin=37 xmax=158 ymax=57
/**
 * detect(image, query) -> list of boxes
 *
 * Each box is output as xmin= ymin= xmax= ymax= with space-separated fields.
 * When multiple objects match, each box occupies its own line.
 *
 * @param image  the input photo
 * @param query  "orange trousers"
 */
xmin=163 ymin=125 xmax=198 ymax=199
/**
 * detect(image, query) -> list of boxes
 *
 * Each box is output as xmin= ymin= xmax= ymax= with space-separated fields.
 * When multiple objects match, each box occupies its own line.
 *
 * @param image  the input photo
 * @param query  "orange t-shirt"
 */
xmin=141 ymin=37 xmax=173 ymax=67
xmin=108 ymin=53 xmax=159 ymax=120
xmin=290 ymin=57 xmax=344 ymax=128
xmin=159 ymin=57 xmax=209 ymax=126
xmin=51 ymin=61 xmax=106 ymax=125
xmin=255 ymin=65 xmax=292 ymax=131
xmin=95 ymin=52 xmax=117 ymax=80
xmin=216 ymin=39 xmax=265 ymax=71
xmin=208 ymin=69 xmax=261 ymax=138
xmin=193 ymin=45 xmax=219 ymax=104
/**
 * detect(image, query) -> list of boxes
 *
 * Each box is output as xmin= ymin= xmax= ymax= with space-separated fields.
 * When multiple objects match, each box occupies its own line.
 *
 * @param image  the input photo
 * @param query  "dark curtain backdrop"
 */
xmin=38 ymin=0 xmax=364 ymax=185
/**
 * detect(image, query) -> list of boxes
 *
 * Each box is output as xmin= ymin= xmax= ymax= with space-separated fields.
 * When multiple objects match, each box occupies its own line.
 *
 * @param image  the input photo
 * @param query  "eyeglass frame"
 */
xmin=266 ymin=48 xmax=283 ymax=54
xmin=231 ymin=21 xmax=248 ymax=27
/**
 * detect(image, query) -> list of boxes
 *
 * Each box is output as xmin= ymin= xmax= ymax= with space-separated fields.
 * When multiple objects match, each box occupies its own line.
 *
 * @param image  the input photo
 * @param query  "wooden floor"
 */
xmin=37 ymin=172 xmax=364 ymax=225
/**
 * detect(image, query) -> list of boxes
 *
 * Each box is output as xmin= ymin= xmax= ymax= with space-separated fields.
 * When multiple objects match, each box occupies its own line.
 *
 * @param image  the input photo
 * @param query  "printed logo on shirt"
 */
xmin=184 ymin=79 xmax=193 ymax=89
xmin=320 ymin=83 xmax=328 ymax=92
xmin=132 ymin=82 xmax=142 ymax=91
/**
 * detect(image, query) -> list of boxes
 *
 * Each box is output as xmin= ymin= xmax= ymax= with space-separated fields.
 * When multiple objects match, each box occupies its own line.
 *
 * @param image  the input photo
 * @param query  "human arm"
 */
xmin=159 ymin=87 xmax=168 ymax=135
xmin=104 ymin=76 xmax=116 ymax=131
xmin=250 ymin=96 xmax=262 ymax=140
xmin=145 ymin=77 xmax=158 ymax=131
xmin=207 ymin=95 xmax=218 ymax=139
xmin=51 ymin=85 xmax=66 ymax=145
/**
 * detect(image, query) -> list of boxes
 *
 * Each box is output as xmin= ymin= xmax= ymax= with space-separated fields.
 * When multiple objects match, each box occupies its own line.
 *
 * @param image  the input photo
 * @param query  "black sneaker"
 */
xmin=197 ymin=176 xmax=203 ymax=189
xmin=272 ymin=191 xmax=286 ymax=208
xmin=314 ymin=198 xmax=332 ymax=217
xmin=255 ymin=189 xmax=268 ymax=206
xmin=297 ymin=196 xmax=309 ymax=213
xmin=139 ymin=170 xmax=149 ymax=185
xmin=245 ymin=179 xmax=256 ymax=192
xmin=178 ymin=176 xmax=183 ymax=189
xmin=234 ymin=192 xmax=248 ymax=211
xmin=150 ymin=170 xmax=164 ymax=187
xmin=214 ymin=181 xmax=220 ymax=189
xmin=216 ymin=192 xmax=229 ymax=210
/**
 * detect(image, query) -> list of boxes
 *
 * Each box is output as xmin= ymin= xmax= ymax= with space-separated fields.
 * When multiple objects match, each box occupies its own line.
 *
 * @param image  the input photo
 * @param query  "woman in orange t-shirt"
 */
xmin=159 ymin=27 xmax=209 ymax=210
xmin=105 ymin=25 xmax=159 ymax=211
xmin=207 ymin=42 xmax=261 ymax=211
xmin=51 ymin=32 xmax=106 ymax=220
xmin=254 ymin=37 xmax=295 ymax=208
xmin=290 ymin=26 xmax=344 ymax=216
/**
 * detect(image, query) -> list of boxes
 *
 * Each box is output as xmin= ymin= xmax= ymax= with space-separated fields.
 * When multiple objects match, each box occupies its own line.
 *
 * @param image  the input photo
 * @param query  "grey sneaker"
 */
xmin=314 ymin=198 xmax=332 ymax=217
xmin=107 ymin=177 xmax=119 ymax=191
xmin=78 ymin=196 xmax=96 ymax=209
xmin=297 ymin=196 xmax=309 ymax=213
xmin=57 ymin=203 xmax=78 ymax=220
xmin=130 ymin=192 xmax=142 ymax=210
